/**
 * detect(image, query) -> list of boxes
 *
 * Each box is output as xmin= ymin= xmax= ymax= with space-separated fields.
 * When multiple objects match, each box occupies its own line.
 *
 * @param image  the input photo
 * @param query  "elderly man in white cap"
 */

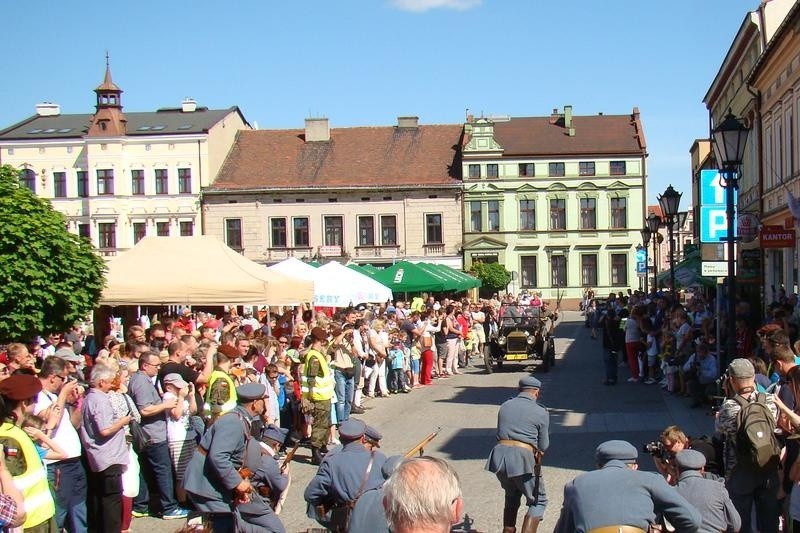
xmin=485 ymin=376 xmax=549 ymax=533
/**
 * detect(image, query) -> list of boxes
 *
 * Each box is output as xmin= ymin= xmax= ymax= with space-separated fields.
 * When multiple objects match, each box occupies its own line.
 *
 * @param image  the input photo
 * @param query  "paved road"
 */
xmin=137 ymin=310 xmax=714 ymax=532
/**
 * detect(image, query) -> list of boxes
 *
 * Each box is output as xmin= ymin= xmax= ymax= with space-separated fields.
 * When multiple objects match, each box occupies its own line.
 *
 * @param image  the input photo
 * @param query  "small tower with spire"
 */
xmin=87 ymin=52 xmax=127 ymax=136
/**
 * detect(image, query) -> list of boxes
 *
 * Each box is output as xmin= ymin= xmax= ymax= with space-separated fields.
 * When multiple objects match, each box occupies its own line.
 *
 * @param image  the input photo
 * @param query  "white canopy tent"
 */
xmin=314 ymin=261 xmax=393 ymax=306
xmin=268 ymin=257 xmax=318 ymax=282
xmin=100 ymin=236 xmax=314 ymax=306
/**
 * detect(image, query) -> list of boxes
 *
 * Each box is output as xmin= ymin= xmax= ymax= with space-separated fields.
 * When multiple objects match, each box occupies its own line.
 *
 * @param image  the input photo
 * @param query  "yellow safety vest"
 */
xmin=203 ymin=370 xmax=237 ymax=418
xmin=0 ymin=423 xmax=55 ymax=529
xmin=301 ymin=349 xmax=334 ymax=401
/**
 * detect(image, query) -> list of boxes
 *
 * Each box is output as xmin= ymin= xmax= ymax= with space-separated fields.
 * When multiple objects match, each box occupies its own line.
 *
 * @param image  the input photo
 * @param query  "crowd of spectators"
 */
xmin=0 ymin=294 xmax=526 ymax=532
xmin=585 ymin=285 xmax=800 ymax=531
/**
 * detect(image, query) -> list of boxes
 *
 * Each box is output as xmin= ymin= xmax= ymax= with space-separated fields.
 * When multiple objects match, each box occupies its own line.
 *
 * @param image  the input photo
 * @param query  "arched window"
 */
xmin=19 ymin=168 xmax=35 ymax=192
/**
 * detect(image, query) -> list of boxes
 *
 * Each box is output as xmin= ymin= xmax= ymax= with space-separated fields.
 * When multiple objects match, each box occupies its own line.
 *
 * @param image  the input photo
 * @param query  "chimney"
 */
xmin=397 ymin=116 xmax=419 ymax=129
xmin=182 ymin=98 xmax=197 ymax=113
xmin=36 ymin=102 xmax=60 ymax=116
xmin=564 ymin=105 xmax=575 ymax=137
xmin=305 ymin=118 xmax=330 ymax=142
xmin=549 ymin=107 xmax=560 ymax=124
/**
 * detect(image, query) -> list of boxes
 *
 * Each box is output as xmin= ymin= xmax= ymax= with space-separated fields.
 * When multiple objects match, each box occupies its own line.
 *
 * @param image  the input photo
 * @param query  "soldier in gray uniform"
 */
xmin=304 ymin=418 xmax=387 ymax=532
xmin=183 ymin=383 xmax=268 ymax=532
xmin=236 ymin=424 xmax=291 ymax=533
xmin=674 ymin=449 xmax=740 ymax=533
xmin=554 ymin=440 xmax=702 ymax=533
xmin=485 ymin=376 xmax=549 ymax=533
xmin=348 ymin=454 xmax=404 ymax=533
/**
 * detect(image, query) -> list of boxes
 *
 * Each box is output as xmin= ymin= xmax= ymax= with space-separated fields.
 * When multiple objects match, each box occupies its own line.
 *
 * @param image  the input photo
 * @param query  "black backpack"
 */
xmin=734 ymin=393 xmax=781 ymax=470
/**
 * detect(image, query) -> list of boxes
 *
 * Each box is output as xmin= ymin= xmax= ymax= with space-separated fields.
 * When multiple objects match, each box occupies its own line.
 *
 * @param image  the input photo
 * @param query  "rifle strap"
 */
xmin=353 ymin=451 xmax=375 ymax=504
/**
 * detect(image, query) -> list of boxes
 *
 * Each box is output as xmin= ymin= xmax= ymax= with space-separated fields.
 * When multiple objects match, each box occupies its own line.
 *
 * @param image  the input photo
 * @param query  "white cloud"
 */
xmin=390 ymin=0 xmax=482 ymax=13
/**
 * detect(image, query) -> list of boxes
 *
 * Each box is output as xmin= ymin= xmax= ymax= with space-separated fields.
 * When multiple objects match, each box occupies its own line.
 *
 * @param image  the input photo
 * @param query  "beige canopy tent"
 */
xmin=100 ymin=236 xmax=314 ymax=306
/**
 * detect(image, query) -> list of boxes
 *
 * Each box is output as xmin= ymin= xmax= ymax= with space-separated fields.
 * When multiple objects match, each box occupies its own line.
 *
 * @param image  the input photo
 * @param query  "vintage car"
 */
xmin=483 ymin=303 xmax=557 ymax=373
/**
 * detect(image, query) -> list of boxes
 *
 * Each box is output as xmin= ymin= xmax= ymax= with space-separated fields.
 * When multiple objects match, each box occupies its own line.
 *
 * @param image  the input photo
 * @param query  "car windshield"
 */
xmin=499 ymin=303 xmax=543 ymax=327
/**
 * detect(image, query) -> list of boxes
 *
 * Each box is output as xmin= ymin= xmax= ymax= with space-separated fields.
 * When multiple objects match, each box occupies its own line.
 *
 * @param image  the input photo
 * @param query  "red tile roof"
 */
xmin=209 ymin=124 xmax=464 ymax=191
xmin=489 ymin=111 xmax=646 ymax=157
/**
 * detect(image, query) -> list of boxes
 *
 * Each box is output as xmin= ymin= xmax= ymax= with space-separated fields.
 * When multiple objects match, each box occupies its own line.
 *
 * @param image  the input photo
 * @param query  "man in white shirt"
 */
xmin=35 ymin=356 xmax=87 ymax=533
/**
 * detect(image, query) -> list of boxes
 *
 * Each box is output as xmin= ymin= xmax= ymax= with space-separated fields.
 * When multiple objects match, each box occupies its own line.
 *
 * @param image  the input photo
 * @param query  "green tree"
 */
xmin=0 ymin=165 xmax=106 ymax=342
xmin=470 ymin=261 xmax=511 ymax=293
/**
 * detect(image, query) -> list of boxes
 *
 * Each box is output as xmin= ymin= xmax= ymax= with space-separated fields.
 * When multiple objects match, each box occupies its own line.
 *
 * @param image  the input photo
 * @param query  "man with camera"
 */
xmin=647 ymin=425 xmax=689 ymax=485
xmin=715 ymin=358 xmax=781 ymax=533
xmin=554 ymin=440 xmax=701 ymax=533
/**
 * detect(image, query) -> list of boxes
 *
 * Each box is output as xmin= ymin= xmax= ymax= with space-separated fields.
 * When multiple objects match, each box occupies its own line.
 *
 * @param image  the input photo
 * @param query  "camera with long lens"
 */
xmin=642 ymin=441 xmax=669 ymax=460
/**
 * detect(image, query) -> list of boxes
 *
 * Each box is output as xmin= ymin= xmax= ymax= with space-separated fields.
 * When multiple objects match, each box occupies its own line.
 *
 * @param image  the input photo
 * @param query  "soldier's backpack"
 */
xmin=734 ymin=392 xmax=781 ymax=470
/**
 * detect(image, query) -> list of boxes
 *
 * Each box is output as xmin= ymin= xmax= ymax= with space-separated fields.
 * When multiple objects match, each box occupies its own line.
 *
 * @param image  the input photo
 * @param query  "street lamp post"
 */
xmin=647 ymin=213 xmax=662 ymax=291
xmin=712 ymin=111 xmax=750 ymax=370
xmin=658 ymin=185 xmax=683 ymax=298
xmin=641 ymin=227 xmax=652 ymax=295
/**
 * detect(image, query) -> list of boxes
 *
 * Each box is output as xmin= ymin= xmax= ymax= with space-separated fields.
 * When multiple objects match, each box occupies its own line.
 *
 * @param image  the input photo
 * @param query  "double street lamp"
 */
xmin=712 ymin=111 xmax=750 ymax=368
xmin=646 ymin=212 xmax=663 ymax=291
xmin=657 ymin=185 xmax=683 ymax=296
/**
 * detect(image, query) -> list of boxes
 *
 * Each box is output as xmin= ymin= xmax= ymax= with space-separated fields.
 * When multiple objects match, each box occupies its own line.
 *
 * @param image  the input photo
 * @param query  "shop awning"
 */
xmin=656 ymin=247 xmax=716 ymax=289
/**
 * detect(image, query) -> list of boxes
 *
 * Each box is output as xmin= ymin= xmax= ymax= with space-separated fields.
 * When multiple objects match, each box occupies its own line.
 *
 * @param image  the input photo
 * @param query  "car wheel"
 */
xmin=483 ymin=345 xmax=493 ymax=374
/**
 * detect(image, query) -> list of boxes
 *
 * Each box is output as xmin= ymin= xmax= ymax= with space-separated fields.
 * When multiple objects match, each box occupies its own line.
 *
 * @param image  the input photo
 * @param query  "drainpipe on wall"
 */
xmin=198 ymin=139 xmax=204 ymax=236
xmin=745 ymin=84 xmax=764 ymax=316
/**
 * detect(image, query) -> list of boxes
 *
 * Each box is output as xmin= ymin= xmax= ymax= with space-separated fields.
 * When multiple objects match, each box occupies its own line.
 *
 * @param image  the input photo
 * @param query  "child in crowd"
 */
xmin=644 ymin=319 xmax=660 ymax=385
xmin=21 ymin=414 xmax=67 ymax=461
xmin=387 ymin=331 xmax=409 ymax=393
xmin=410 ymin=340 xmax=422 ymax=389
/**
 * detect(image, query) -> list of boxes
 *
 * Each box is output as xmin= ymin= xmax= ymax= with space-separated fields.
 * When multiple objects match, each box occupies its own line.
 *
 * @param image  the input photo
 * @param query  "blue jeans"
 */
xmin=48 ymin=458 xmax=88 ymax=532
xmin=134 ymin=440 xmax=178 ymax=515
xmin=603 ymin=350 xmax=618 ymax=383
xmin=333 ymin=369 xmax=353 ymax=423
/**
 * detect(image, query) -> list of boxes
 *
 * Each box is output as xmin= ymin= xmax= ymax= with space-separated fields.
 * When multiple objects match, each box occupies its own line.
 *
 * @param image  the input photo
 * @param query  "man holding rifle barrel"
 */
xmin=485 ymin=376 xmax=549 ymax=533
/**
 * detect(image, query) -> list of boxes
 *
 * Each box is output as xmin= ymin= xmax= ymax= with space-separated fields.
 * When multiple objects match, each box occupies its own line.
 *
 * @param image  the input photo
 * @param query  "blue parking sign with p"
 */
xmin=699 ymin=170 xmax=736 ymax=242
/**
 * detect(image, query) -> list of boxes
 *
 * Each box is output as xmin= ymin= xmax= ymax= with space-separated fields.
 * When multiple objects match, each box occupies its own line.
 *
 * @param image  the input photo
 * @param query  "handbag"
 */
xmin=123 ymin=394 xmax=150 ymax=453
xmin=422 ymin=336 xmax=433 ymax=349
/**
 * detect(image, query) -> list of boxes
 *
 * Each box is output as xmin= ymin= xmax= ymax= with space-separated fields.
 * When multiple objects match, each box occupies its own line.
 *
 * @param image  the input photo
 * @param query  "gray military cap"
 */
xmin=596 ymin=440 xmax=638 ymax=464
xmin=675 ymin=449 xmax=706 ymax=471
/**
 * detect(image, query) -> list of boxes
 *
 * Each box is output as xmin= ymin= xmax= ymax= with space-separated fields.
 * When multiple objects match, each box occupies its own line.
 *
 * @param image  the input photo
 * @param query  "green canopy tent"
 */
xmin=349 ymin=263 xmax=380 ymax=277
xmin=361 ymin=264 xmax=381 ymax=275
xmin=426 ymin=263 xmax=482 ymax=289
xmin=372 ymin=261 xmax=451 ymax=293
xmin=418 ymin=263 xmax=481 ymax=291
xmin=656 ymin=246 xmax=715 ymax=289
xmin=347 ymin=263 xmax=369 ymax=276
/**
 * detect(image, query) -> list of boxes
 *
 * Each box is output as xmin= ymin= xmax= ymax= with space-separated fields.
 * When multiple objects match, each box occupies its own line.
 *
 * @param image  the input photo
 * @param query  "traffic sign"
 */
xmin=699 ymin=169 xmax=737 ymax=243
xmin=701 ymin=261 xmax=729 ymax=276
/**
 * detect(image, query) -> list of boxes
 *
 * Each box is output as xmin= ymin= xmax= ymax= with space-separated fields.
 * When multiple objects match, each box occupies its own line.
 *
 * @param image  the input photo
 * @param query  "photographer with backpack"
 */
xmin=715 ymin=358 xmax=781 ymax=533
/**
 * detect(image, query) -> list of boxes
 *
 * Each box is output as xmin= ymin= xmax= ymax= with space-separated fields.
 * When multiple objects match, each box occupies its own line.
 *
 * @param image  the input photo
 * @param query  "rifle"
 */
xmin=280 ymin=440 xmax=301 ymax=472
xmin=404 ymin=426 xmax=442 ymax=457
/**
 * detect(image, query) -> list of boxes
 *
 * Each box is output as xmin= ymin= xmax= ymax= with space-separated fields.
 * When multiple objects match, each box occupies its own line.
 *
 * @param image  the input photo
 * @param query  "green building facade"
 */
xmin=461 ymin=106 xmax=647 ymax=306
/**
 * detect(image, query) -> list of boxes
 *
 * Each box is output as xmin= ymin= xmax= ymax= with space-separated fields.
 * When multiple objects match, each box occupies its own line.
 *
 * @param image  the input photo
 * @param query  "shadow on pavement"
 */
xmin=432 ymin=384 xmax=519 ymax=407
xmin=436 ymin=427 xmax=497 ymax=461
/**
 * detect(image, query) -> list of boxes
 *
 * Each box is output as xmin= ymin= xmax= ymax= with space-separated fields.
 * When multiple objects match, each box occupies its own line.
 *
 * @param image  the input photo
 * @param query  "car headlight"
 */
xmin=498 ymin=336 xmax=507 ymax=345
xmin=527 ymin=336 xmax=536 ymax=345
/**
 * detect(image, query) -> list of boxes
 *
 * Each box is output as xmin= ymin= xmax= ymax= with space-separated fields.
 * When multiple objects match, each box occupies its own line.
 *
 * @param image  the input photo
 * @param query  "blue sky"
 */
xmin=1 ymin=0 xmax=755 ymax=204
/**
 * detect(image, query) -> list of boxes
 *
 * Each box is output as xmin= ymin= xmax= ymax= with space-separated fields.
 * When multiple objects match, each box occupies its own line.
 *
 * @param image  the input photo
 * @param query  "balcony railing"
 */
xmin=265 ymin=247 xmax=313 ymax=261
xmin=423 ymin=243 xmax=445 ymax=255
xmin=353 ymin=245 xmax=400 ymax=258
